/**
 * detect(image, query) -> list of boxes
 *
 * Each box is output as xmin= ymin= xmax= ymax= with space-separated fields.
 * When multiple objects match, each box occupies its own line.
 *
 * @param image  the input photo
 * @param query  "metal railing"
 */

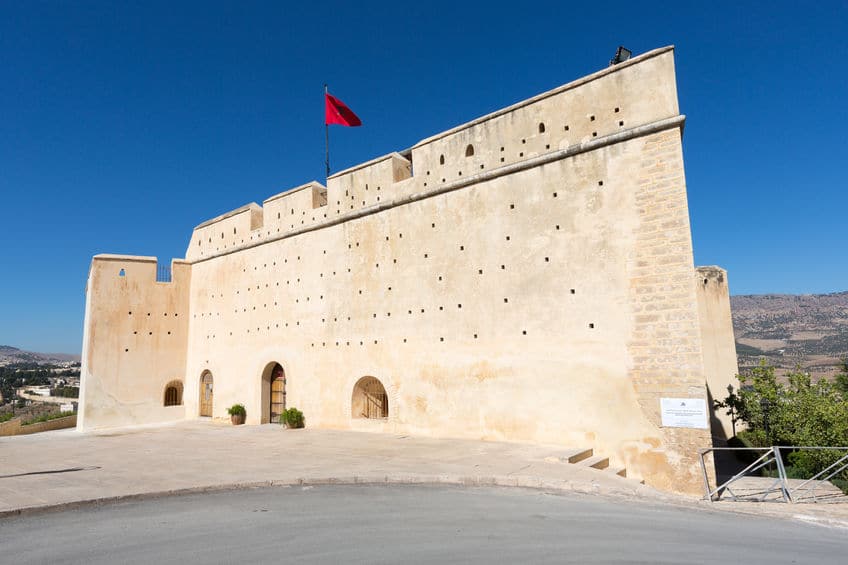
xmin=699 ymin=446 xmax=848 ymax=503
xmin=156 ymin=264 xmax=172 ymax=283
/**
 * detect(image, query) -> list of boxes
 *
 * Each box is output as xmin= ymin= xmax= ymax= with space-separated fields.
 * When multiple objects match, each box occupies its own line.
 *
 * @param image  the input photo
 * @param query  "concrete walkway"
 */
xmin=1 ymin=421 xmax=847 ymax=529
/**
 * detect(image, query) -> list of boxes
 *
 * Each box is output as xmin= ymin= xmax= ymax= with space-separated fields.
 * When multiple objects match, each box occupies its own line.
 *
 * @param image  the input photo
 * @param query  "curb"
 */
xmin=0 ymin=473 xmax=654 ymax=519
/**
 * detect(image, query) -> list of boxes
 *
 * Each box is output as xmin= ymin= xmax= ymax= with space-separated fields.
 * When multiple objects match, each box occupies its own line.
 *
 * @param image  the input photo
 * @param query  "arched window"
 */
xmin=352 ymin=376 xmax=389 ymax=419
xmin=538 ymin=122 xmax=546 ymax=133
xmin=465 ymin=144 xmax=474 ymax=157
xmin=439 ymin=154 xmax=445 ymax=165
xmin=164 ymin=380 xmax=183 ymax=406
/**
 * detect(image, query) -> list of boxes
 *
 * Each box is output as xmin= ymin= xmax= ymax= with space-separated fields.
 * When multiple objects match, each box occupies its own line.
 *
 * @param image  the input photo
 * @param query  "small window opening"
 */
xmin=538 ymin=123 xmax=546 ymax=133
xmin=439 ymin=154 xmax=445 ymax=165
xmin=465 ymin=144 xmax=474 ymax=157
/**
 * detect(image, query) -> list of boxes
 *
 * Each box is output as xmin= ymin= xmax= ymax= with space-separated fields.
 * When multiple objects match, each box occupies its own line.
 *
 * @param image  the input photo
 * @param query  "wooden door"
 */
xmin=200 ymin=373 xmax=214 ymax=417
xmin=270 ymin=375 xmax=285 ymax=423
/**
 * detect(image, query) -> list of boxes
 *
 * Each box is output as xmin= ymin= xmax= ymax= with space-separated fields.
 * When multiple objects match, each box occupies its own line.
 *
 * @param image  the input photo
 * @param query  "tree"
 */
xmin=716 ymin=360 xmax=848 ymax=482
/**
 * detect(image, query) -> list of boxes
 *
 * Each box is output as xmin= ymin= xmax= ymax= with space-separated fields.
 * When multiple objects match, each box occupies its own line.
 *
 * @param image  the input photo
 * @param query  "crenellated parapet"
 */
xmin=185 ymin=46 xmax=681 ymax=264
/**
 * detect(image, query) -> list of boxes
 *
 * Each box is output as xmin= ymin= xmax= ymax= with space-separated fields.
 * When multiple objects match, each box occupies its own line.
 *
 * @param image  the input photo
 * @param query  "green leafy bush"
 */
xmin=282 ymin=407 xmax=304 ymax=428
xmin=716 ymin=360 xmax=848 ymax=487
xmin=0 ymin=412 xmax=16 ymax=423
xmin=227 ymin=403 xmax=246 ymax=417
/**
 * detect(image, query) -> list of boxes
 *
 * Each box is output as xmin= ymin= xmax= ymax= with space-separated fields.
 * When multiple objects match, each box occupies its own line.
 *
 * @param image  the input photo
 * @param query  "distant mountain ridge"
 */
xmin=0 ymin=345 xmax=80 ymax=365
xmin=730 ymin=291 xmax=848 ymax=377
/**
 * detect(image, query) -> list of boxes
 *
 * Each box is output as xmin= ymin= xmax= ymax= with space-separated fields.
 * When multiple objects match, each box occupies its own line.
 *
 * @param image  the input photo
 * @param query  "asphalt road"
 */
xmin=1 ymin=485 xmax=845 ymax=564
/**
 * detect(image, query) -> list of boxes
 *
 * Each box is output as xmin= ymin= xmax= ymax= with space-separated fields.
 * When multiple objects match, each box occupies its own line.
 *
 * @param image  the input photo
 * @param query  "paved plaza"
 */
xmin=1 ymin=421 xmax=847 ymax=530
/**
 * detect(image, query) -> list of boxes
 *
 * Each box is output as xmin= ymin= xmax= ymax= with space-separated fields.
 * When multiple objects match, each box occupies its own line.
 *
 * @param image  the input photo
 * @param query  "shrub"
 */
xmin=21 ymin=411 xmax=75 ymax=426
xmin=227 ymin=404 xmax=246 ymax=417
xmin=282 ymin=407 xmax=304 ymax=428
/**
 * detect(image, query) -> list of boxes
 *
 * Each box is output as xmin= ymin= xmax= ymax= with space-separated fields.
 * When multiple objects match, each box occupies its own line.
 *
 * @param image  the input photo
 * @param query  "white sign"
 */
xmin=660 ymin=398 xmax=708 ymax=429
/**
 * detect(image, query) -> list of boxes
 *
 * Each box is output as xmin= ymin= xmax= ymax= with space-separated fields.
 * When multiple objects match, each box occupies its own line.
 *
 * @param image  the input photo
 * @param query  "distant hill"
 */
xmin=0 ymin=345 xmax=80 ymax=366
xmin=730 ymin=291 xmax=848 ymax=378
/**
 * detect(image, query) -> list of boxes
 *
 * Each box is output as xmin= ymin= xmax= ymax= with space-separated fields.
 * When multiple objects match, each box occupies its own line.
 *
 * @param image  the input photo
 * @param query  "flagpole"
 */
xmin=324 ymin=84 xmax=330 ymax=180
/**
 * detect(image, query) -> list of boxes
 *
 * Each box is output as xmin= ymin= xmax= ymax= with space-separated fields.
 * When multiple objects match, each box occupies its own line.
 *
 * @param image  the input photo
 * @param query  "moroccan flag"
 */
xmin=325 ymin=92 xmax=362 ymax=127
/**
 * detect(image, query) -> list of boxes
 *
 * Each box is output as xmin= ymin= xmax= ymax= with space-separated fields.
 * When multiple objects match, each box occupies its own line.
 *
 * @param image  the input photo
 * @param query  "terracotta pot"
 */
xmin=231 ymin=413 xmax=245 ymax=425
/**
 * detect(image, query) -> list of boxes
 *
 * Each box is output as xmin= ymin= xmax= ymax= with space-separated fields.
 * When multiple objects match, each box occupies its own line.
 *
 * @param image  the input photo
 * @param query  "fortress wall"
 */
xmin=262 ymin=182 xmax=328 ymax=235
xmin=187 ymin=204 xmax=262 ymax=260
xmin=623 ymin=127 xmax=712 ymax=490
xmin=408 ymin=48 xmax=679 ymax=194
xmin=182 ymin=116 xmax=709 ymax=491
xmin=183 ymin=47 xmax=679 ymax=266
xmin=78 ymin=255 xmax=191 ymax=430
xmin=80 ymin=46 xmax=732 ymax=493
xmin=326 ymin=154 xmax=412 ymax=217
xmin=695 ymin=266 xmax=739 ymax=442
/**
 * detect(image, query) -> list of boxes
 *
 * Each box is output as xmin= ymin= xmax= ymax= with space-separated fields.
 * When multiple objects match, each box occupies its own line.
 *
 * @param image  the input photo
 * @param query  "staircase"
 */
xmin=547 ymin=448 xmax=629 ymax=479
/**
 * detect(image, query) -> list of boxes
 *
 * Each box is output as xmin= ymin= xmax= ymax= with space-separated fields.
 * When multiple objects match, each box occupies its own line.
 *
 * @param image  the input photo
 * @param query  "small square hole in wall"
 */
xmin=501 ymin=265 xmax=505 ymax=270
xmin=425 ymin=253 xmax=428 ymax=258
xmin=545 ymin=144 xmax=550 ymax=149
xmin=460 ymin=245 xmax=465 ymax=251
xmin=590 ymin=115 xmax=595 ymax=121
xmin=500 ymin=157 xmax=505 ymax=162
xmin=570 ymin=288 xmax=576 ymax=294
xmin=440 ymin=337 xmax=444 ymax=342
xmin=510 ymin=204 xmax=515 ymax=209
xmin=564 ymin=125 xmax=570 ymax=131
xmin=614 ymin=107 xmax=620 ymax=113
xmin=553 ymin=192 xmax=558 ymax=198
xmin=479 ymin=164 xmax=484 ymax=169
xmin=519 ymin=152 xmax=524 ymax=157
xmin=478 ymin=269 xmax=483 ymax=275
xmin=522 ymin=330 xmax=527 ymax=335
xmin=619 ymin=121 xmax=624 ymax=127
xmin=504 ymin=298 xmax=509 ymax=303
xmin=589 ymin=323 xmax=595 ymax=328
xmin=592 ymin=132 xmax=597 ymax=137
xmin=439 ymin=306 xmax=444 ymax=311
xmin=505 ymin=236 xmax=510 ymax=241
xmin=544 ymin=257 xmax=550 ymax=262
xmin=598 ymin=180 xmax=604 ymax=186
xmin=473 ymin=334 xmax=478 ymax=339
xmin=500 ymin=146 xmax=504 ymax=152
xmin=522 ymin=139 xmax=526 ymax=144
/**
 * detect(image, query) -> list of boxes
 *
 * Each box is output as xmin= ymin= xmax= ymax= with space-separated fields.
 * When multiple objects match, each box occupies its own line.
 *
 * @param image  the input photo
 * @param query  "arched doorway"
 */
xmin=199 ymin=371 xmax=214 ymax=417
xmin=270 ymin=364 xmax=286 ymax=423
xmin=260 ymin=362 xmax=286 ymax=424
xmin=352 ymin=376 xmax=389 ymax=419
xmin=163 ymin=380 xmax=183 ymax=406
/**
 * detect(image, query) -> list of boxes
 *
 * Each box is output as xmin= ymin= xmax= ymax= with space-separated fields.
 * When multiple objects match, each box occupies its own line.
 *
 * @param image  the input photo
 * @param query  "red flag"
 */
xmin=325 ymin=92 xmax=362 ymax=127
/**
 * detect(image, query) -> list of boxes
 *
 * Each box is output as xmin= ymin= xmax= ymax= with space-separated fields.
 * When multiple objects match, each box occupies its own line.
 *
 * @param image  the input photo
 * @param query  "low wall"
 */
xmin=0 ymin=414 xmax=78 ymax=437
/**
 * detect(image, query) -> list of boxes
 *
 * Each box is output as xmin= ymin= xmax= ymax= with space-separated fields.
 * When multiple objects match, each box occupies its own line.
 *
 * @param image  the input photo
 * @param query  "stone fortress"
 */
xmin=78 ymin=46 xmax=738 ymax=493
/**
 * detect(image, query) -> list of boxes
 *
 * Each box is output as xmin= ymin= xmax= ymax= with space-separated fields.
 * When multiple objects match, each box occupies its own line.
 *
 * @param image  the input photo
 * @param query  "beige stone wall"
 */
xmin=78 ymin=255 xmax=190 ymax=430
xmin=80 ymin=46 xmax=737 ymax=493
xmin=696 ymin=266 xmax=739 ymax=442
xmin=0 ymin=414 xmax=77 ymax=436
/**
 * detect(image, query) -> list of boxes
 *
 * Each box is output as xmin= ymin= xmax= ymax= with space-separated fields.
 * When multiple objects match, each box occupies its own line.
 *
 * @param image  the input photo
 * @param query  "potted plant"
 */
xmin=281 ymin=407 xmax=304 ymax=429
xmin=227 ymin=403 xmax=246 ymax=425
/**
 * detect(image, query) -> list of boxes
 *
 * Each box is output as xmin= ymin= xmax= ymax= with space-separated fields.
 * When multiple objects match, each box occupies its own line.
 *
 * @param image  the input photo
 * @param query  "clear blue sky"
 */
xmin=2 ymin=1 xmax=846 ymax=353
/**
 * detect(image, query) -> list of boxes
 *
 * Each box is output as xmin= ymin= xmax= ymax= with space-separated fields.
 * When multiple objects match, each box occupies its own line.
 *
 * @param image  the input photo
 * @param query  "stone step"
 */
xmin=562 ymin=448 xmax=593 ymax=464
xmin=606 ymin=466 xmax=627 ymax=478
xmin=578 ymin=455 xmax=609 ymax=470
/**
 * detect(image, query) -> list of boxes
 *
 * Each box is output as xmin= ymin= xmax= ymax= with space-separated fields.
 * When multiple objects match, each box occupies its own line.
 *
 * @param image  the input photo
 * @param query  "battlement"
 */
xmin=186 ymin=46 xmax=680 ymax=263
